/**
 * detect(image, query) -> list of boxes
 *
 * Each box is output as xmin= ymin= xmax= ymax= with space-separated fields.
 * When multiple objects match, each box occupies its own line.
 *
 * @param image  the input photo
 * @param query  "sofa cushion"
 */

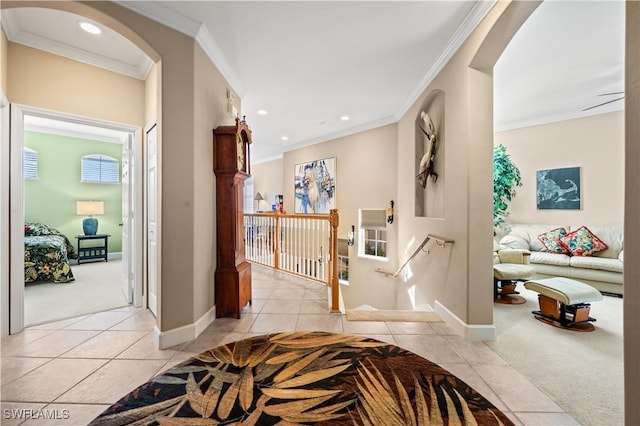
xmin=498 ymin=233 xmax=530 ymax=250
xmin=529 ymin=252 xmax=571 ymax=267
xmin=570 ymin=256 xmax=623 ymax=273
xmin=560 ymin=226 xmax=608 ymax=256
xmin=537 ymin=228 xmax=569 ymax=254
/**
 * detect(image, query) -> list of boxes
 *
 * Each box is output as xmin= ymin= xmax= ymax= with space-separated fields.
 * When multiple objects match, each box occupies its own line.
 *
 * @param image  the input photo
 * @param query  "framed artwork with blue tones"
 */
xmin=294 ymin=157 xmax=336 ymax=214
xmin=536 ymin=166 xmax=581 ymax=210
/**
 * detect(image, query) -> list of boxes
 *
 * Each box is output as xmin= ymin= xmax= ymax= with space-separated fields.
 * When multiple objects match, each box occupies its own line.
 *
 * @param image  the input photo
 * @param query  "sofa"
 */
xmin=497 ymin=224 xmax=624 ymax=295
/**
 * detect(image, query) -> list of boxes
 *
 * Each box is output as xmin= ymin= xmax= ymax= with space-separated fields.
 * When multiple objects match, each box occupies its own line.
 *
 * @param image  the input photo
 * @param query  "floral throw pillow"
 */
xmin=559 ymin=226 xmax=608 ymax=256
xmin=538 ymin=228 xmax=569 ymax=254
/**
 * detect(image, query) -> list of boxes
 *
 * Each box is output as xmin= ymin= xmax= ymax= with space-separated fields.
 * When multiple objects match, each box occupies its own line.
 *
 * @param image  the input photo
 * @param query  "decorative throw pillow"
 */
xmin=538 ymin=228 xmax=569 ymax=254
xmin=559 ymin=226 xmax=608 ymax=256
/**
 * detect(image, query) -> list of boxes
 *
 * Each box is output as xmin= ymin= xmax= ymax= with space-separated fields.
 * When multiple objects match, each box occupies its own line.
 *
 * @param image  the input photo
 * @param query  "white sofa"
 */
xmin=498 ymin=224 xmax=623 ymax=295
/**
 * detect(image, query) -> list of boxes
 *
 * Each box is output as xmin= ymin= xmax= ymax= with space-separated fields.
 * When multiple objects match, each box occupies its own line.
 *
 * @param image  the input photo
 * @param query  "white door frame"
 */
xmin=5 ymin=104 xmax=145 ymax=334
xmin=1 ymin=94 xmax=10 ymax=337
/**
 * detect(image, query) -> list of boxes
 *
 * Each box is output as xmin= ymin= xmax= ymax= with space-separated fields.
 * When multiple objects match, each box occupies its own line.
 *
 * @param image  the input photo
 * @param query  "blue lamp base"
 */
xmin=83 ymin=217 xmax=98 ymax=235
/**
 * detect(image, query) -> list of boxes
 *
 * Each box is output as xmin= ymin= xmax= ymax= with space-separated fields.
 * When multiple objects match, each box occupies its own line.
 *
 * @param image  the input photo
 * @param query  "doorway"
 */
xmin=8 ymin=105 xmax=144 ymax=332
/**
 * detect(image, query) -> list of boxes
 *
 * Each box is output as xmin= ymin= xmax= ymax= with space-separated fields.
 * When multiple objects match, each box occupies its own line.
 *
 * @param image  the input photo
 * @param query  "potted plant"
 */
xmin=493 ymin=144 xmax=522 ymax=233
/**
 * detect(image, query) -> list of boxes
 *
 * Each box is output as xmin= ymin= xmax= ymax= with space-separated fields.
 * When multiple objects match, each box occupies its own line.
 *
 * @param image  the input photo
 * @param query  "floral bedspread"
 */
xmin=24 ymin=223 xmax=77 ymax=284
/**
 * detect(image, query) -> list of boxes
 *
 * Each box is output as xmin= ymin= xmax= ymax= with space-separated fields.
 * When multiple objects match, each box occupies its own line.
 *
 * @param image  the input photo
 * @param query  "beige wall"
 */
xmin=3 ymin=1 xmax=237 ymax=334
xmin=1 ymin=30 xmax=7 ymax=94
xmin=251 ymin=158 xmax=284 ymax=210
xmin=7 ymin=43 xmax=144 ymax=126
xmin=495 ymin=111 xmax=624 ymax=227
xmin=252 ymin=124 xmax=399 ymax=309
xmin=390 ymin=2 xmax=540 ymax=329
xmin=81 ymin=1 xmax=237 ymax=332
xmin=625 ymin=3 xmax=640 ymax=423
xmin=193 ymin=42 xmax=239 ymax=319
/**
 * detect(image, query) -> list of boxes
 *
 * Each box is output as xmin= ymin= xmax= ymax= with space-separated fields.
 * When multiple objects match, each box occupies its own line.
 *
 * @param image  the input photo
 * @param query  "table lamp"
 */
xmin=77 ymin=201 xmax=104 ymax=235
xmin=254 ymin=192 xmax=264 ymax=212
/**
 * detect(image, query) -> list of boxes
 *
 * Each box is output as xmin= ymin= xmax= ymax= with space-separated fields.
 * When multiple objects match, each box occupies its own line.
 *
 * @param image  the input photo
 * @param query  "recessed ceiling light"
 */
xmin=340 ymin=115 xmax=350 ymax=121
xmin=281 ymin=136 xmax=289 ymax=141
xmin=79 ymin=21 xmax=102 ymax=35
xmin=257 ymin=109 xmax=268 ymax=115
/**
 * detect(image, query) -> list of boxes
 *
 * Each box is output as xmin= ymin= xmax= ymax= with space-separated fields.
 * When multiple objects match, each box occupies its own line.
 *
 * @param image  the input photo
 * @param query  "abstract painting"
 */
xmin=536 ymin=166 xmax=581 ymax=210
xmin=294 ymin=157 xmax=336 ymax=214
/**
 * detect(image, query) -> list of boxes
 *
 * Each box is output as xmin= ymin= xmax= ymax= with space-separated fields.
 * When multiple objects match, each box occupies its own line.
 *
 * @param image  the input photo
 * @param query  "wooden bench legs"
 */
xmin=533 ymin=294 xmax=597 ymax=327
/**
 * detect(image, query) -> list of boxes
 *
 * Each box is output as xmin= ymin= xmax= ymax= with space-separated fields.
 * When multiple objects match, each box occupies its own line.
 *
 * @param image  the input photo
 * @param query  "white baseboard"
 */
xmin=434 ymin=300 xmax=496 ymax=341
xmin=154 ymin=305 xmax=216 ymax=350
xmin=108 ymin=252 xmax=122 ymax=260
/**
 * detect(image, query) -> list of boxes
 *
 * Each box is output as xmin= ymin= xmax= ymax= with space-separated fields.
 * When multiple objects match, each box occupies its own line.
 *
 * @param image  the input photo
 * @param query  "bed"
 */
xmin=24 ymin=223 xmax=78 ymax=283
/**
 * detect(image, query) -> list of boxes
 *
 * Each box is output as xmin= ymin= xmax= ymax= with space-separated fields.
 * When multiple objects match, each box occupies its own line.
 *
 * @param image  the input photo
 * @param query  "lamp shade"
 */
xmin=76 ymin=201 xmax=104 ymax=216
xmin=254 ymin=192 xmax=264 ymax=201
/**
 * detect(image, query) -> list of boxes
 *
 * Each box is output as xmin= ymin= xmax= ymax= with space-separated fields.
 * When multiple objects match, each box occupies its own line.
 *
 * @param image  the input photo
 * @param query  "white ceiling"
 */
xmin=1 ymin=1 xmax=625 ymax=161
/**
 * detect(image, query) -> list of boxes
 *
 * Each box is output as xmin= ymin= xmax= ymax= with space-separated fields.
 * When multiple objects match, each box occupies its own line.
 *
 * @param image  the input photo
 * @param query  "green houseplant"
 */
xmin=493 ymin=144 xmax=522 ymax=231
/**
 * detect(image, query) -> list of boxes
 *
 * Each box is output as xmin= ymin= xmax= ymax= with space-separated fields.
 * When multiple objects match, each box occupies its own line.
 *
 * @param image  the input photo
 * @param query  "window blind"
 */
xmin=81 ymin=155 xmax=120 ymax=184
xmin=23 ymin=148 xmax=38 ymax=180
xmin=360 ymin=209 xmax=386 ymax=230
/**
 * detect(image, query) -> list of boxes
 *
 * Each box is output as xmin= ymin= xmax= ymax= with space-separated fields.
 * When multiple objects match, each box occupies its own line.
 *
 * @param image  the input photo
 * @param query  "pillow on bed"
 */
xmin=537 ymin=228 xmax=569 ymax=254
xmin=25 ymin=223 xmax=54 ymax=236
xmin=559 ymin=226 xmax=608 ymax=256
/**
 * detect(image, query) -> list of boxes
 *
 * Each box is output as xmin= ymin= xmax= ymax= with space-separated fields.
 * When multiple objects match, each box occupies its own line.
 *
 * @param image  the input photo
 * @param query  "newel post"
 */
xmin=329 ymin=209 xmax=340 ymax=312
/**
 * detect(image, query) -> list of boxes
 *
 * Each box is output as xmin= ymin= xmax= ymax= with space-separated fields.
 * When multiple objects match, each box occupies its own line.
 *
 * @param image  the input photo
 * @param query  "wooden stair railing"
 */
xmin=244 ymin=209 xmax=340 ymax=312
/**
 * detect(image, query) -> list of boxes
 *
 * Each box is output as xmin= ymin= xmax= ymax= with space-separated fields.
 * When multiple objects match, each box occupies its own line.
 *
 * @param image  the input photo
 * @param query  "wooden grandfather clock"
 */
xmin=213 ymin=116 xmax=252 ymax=318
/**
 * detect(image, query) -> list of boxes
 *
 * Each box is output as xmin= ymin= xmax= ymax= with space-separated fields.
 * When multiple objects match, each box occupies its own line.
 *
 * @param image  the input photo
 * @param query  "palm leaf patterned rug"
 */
xmin=89 ymin=332 xmax=513 ymax=425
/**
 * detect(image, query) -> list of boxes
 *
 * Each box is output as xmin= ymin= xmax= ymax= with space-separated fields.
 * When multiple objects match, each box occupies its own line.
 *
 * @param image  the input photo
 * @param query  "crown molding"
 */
xmin=494 ymin=106 xmax=624 ymax=133
xmin=284 ymin=114 xmax=397 ymax=155
xmin=25 ymin=123 xmax=128 ymax=144
xmin=394 ymin=0 xmax=496 ymax=120
xmin=2 ymin=8 xmax=151 ymax=80
xmin=117 ymin=1 xmax=245 ymax=96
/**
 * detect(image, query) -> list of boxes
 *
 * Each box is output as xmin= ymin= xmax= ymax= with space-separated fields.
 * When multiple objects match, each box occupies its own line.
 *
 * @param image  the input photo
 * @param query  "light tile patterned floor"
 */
xmin=0 ymin=266 xmax=578 ymax=425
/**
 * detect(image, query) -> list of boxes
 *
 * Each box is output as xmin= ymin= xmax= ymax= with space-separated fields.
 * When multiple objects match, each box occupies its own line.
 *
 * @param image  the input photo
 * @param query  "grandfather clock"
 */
xmin=213 ymin=116 xmax=252 ymax=318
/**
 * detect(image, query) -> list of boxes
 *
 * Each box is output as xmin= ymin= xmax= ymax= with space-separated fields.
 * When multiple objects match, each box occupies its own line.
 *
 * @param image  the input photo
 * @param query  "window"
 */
xmin=23 ymin=148 xmax=38 ymax=180
xmin=359 ymin=209 xmax=387 ymax=259
xmin=338 ymin=238 xmax=349 ymax=283
xmin=81 ymin=154 xmax=120 ymax=184
xmin=243 ymin=176 xmax=255 ymax=213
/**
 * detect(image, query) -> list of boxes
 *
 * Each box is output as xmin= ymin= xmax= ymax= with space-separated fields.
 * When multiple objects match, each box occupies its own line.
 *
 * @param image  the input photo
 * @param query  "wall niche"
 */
xmin=415 ymin=89 xmax=445 ymax=218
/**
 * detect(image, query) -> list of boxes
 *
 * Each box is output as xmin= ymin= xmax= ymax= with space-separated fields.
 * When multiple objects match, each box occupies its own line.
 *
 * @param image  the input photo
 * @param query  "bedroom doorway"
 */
xmin=8 ymin=104 xmax=144 ymax=332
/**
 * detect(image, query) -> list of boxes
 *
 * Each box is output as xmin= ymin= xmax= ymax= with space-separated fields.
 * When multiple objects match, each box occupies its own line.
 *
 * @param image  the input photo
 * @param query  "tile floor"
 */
xmin=0 ymin=266 xmax=578 ymax=425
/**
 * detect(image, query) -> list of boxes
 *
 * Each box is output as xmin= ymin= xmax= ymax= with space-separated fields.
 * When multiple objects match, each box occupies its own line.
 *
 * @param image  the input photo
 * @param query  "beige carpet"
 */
xmin=346 ymin=305 xmax=442 ymax=322
xmin=488 ymin=282 xmax=623 ymax=426
xmin=24 ymin=259 xmax=129 ymax=326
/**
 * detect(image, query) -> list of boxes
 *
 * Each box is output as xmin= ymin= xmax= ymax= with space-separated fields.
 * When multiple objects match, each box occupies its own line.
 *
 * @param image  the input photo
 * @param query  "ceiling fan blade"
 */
xmin=598 ymin=92 xmax=625 ymax=96
xmin=582 ymin=96 xmax=625 ymax=112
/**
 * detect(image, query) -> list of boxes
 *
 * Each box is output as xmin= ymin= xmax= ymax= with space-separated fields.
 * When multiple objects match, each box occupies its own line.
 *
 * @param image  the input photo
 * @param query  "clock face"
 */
xmin=237 ymin=135 xmax=245 ymax=170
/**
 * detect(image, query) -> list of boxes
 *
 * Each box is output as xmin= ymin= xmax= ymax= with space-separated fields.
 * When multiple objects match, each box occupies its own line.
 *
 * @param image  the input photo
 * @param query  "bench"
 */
xmin=524 ymin=277 xmax=603 ymax=328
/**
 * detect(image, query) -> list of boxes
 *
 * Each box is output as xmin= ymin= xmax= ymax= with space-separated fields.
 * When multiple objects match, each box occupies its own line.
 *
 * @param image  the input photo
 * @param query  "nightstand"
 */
xmin=76 ymin=234 xmax=110 ymax=264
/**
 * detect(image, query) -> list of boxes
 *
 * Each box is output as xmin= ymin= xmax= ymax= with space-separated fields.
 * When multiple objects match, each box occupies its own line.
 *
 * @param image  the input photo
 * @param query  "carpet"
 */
xmin=24 ymin=259 xmax=128 ymax=326
xmin=89 ymin=332 xmax=513 ymax=425
xmin=345 ymin=306 xmax=441 ymax=322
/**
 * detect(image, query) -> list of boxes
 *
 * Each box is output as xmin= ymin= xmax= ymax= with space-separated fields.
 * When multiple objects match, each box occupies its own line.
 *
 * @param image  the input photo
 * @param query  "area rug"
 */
xmin=345 ymin=307 xmax=441 ymax=322
xmin=89 ymin=332 xmax=513 ymax=425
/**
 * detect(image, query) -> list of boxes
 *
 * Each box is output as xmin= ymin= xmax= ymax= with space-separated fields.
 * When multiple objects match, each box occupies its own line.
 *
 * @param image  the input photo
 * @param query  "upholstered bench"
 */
xmin=493 ymin=249 xmax=535 ymax=302
xmin=524 ymin=277 xmax=603 ymax=328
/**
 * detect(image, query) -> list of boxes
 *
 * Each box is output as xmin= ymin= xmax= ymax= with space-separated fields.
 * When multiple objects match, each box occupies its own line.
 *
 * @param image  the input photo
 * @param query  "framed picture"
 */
xmin=294 ymin=157 xmax=336 ymax=214
xmin=536 ymin=166 xmax=581 ymax=210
